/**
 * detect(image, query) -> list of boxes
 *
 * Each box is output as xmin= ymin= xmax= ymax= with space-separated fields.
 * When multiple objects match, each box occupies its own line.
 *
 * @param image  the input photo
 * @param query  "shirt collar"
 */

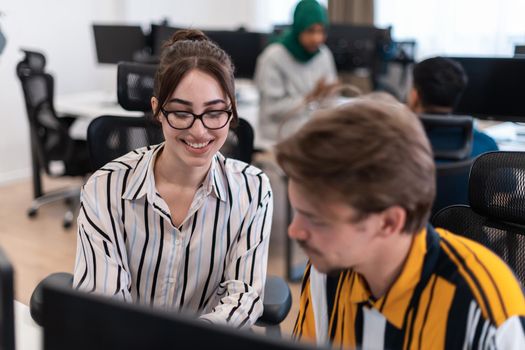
xmin=202 ymin=153 xmax=227 ymax=202
xmin=122 ymin=145 xmax=227 ymax=203
xmin=122 ymin=144 xmax=162 ymax=201
xmin=349 ymin=226 xmax=437 ymax=329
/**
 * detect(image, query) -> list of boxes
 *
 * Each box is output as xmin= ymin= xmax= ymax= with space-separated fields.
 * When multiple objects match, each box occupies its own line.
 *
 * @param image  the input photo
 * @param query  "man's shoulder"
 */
xmin=435 ymin=228 xmax=525 ymax=326
xmin=472 ymin=127 xmax=499 ymax=154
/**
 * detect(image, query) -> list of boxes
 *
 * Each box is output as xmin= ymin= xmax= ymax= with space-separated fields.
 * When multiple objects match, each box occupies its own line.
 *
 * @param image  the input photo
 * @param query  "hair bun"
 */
xmin=163 ymin=29 xmax=209 ymax=48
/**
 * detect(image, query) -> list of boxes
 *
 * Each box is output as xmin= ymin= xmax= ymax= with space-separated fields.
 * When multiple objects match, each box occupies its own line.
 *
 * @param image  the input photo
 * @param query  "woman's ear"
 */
xmin=151 ymin=97 xmax=161 ymax=123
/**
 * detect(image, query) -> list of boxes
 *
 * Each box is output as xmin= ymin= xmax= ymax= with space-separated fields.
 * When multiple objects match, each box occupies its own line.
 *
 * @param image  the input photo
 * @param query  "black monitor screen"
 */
xmin=42 ymin=283 xmax=322 ymax=350
xmin=0 ymin=248 xmax=14 ymax=350
xmin=451 ymin=57 xmax=525 ymax=121
xmin=93 ymin=24 xmax=146 ymax=64
xmin=150 ymin=24 xmax=181 ymax=56
xmin=325 ymin=24 xmax=391 ymax=72
xmin=205 ymin=30 xmax=267 ymax=79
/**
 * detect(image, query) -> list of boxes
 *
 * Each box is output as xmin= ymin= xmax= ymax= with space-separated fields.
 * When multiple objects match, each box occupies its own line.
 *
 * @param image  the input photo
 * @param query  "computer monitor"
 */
xmin=0 ymin=247 xmax=15 ymax=350
xmin=204 ymin=29 xmax=268 ymax=79
xmin=150 ymin=24 xmax=181 ymax=57
xmin=515 ymin=45 xmax=525 ymax=57
xmin=450 ymin=57 xmax=525 ymax=122
xmin=92 ymin=24 xmax=146 ymax=64
xmin=325 ymin=24 xmax=391 ymax=73
xmin=42 ymin=283 xmax=322 ymax=350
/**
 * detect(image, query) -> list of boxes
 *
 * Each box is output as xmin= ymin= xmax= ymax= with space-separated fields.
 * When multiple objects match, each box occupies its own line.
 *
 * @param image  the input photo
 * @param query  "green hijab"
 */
xmin=278 ymin=0 xmax=329 ymax=62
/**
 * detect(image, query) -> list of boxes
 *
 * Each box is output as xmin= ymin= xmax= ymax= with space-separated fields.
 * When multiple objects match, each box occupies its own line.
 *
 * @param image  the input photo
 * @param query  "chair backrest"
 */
xmin=433 ymin=158 xmax=473 ymax=215
xmin=16 ymin=50 xmax=73 ymax=172
xmin=117 ymin=62 xmax=157 ymax=112
xmin=421 ymin=114 xmax=475 ymax=215
xmin=87 ymin=116 xmax=164 ymax=170
xmin=431 ymin=151 xmax=525 ymax=285
xmin=420 ymin=114 xmax=474 ymax=161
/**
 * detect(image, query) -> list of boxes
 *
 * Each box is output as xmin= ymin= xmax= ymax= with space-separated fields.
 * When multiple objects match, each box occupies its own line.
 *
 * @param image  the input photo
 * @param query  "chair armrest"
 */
xmin=29 ymin=272 xmax=73 ymax=326
xmin=257 ymin=275 xmax=292 ymax=326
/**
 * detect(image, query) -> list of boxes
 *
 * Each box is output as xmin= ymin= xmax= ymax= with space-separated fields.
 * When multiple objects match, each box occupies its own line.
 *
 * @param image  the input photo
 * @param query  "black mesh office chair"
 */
xmin=87 ymin=115 xmax=164 ymax=170
xmin=431 ymin=151 xmax=525 ymax=285
xmin=420 ymin=114 xmax=475 ymax=215
xmin=16 ymin=50 xmax=91 ymax=228
xmin=30 ymin=61 xmax=291 ymax=336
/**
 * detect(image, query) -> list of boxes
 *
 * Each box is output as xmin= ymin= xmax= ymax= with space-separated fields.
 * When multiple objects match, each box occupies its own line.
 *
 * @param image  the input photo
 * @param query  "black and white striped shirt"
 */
xmin=73 ymin=144 xmax=273 ymax=328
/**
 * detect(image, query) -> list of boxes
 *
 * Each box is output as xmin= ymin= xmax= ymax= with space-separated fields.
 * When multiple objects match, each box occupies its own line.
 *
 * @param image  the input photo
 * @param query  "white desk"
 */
xmin=55 ymin=91 xmax=143 ymax=140
xmin=479 ymin=120 xmax=525 ymax=151
xmin=15 ymin=301 xmax=42 ymax=350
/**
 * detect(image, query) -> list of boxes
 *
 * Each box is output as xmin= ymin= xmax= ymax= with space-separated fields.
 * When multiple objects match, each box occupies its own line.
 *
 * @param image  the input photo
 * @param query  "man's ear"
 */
xmin=380 ymin=206 xmax=406 ymax=237
xmin=407 ymin=88 xmax=421 ymax=112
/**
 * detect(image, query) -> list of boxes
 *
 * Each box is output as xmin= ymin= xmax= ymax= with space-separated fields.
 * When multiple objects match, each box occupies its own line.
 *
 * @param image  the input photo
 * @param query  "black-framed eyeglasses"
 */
xmin=160 ymin=107 xmax=233 ymax=130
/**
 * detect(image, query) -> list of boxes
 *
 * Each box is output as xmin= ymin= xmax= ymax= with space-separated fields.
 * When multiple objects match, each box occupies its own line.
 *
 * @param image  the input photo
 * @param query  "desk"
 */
xmin=478 ymin=120 xmax=525 ymax=151
xmin=15 ymin=301 xmax=42 ymax=350
xmin=55 ymin=91 xmax=143 ymax=140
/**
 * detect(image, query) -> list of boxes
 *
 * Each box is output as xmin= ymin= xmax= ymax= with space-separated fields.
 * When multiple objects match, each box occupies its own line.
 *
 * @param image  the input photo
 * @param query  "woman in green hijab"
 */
xmin=254 ymin=0 xmax=339 ymax=142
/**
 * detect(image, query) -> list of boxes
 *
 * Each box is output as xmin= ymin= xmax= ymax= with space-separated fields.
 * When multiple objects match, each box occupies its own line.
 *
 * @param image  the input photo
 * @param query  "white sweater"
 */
xmin=254 ymin=43 xmax=338 ymax=141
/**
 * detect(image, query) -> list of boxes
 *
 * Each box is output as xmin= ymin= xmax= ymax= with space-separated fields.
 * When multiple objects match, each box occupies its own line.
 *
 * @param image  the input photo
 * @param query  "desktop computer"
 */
xmin=42 ymin=282 xmax=324 ymax=350
xmin=450 ymin=56 xmax=525 ymax=122
xmin=92 ymin=24 xmax=147 ymax=64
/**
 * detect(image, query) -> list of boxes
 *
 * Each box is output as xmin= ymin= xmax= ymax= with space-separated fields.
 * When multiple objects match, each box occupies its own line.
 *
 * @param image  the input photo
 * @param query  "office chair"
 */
xmin=420 ymin=114 xmax=475 ymax=215
xmin=16 ymin=49 xmax=91 ymax=228
xmin=431 ymin=151 xmax=525 ymax=285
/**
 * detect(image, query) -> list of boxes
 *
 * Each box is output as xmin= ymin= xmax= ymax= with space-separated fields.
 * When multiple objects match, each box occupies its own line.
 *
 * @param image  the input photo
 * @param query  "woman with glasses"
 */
xmin=73 ymin=29 xmax=273 ymax=329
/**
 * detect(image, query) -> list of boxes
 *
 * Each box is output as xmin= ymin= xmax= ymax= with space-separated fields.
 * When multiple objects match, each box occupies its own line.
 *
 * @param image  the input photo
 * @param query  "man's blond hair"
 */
xmin=276 ymin=95 xmax=435 ymax=233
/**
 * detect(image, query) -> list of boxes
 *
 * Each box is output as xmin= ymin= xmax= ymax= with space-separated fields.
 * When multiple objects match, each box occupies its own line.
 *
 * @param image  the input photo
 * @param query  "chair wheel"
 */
xmin=63 ymin=220 xmax=73 ymax=229
xmin=27 ymin=208 xmax=38 ymax=218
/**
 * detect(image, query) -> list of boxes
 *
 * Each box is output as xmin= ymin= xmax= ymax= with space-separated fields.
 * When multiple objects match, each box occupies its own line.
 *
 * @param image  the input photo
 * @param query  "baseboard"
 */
xmin=0 ymin=168 xmax=31 ymax=186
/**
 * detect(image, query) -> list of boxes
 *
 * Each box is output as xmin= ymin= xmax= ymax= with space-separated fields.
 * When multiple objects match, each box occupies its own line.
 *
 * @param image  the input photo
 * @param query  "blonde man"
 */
xmin=276 ymin=96 xmax=525 ymax=349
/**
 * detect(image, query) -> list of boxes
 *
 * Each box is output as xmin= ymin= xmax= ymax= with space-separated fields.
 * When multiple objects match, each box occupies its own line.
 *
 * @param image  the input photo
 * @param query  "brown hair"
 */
xmin=276 ymin=95 xmax=435 ymax=233
xmin=153 ymin=29 xmax=238 ymax=127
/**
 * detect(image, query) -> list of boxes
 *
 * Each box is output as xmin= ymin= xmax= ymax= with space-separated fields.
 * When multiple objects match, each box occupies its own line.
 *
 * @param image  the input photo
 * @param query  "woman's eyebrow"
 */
xmin=167 ymin=98 xmax=227 ymax=107
xmin=168 ymin=98 xmax=192 ymax=106
xmin=203 ymin=99 xmax=227 ymax=106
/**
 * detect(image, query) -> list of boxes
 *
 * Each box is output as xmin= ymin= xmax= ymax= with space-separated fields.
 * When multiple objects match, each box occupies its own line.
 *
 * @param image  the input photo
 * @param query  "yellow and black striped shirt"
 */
xmin=293 ymin=225 xmax=525 ymax=349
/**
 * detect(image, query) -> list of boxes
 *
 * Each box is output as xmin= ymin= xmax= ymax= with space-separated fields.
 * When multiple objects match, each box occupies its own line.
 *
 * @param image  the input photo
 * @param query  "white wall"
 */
xmin=124 ymin=0 xmax=299 ymax=32
xmin=0 ymin=0 xmax=300 ymax=185
xmin=0 ymin=0 xmax=125 ymax=184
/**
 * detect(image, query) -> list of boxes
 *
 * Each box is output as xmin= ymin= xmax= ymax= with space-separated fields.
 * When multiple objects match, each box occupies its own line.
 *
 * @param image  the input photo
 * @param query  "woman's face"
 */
xmin=153 ymin=69 xmax=231 ymax=170
xmin=299 ymin=23 xmax=326 ymax=53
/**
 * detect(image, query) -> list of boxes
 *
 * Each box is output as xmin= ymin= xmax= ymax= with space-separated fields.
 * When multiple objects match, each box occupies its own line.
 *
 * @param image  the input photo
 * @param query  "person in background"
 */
xmin=254 ymin=0 xmax=340 ymax=142
xmin=73 ymin=29 xmax=273 ymax=328
xmin=408 ymin=56 xmax=499 ymax=157
xmin=276 ymin=95 xmax=524 ymax=349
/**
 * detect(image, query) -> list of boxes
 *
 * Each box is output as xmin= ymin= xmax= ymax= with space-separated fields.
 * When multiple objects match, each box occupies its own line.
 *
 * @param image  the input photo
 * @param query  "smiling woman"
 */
xmin=73 ymin=29 xmax=273 ymax=329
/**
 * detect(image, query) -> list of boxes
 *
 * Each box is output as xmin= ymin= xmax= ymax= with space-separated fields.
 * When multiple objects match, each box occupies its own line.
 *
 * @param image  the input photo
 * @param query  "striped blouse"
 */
xmin=73 ymin=144 xmax=273 ymax=328
xmin=293 ymin=226 xmax=525 ymax=349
